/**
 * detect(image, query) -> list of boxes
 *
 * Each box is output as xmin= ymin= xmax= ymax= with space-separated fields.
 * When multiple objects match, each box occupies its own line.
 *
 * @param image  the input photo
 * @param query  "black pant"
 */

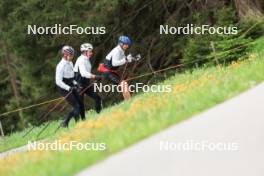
xmin=80 ymin=83 xmax=102 ymax=113
xmin=102 ymin=72 xmax=120 ymax=85
xmin=58 ymin=88 xmax=85 ymax=124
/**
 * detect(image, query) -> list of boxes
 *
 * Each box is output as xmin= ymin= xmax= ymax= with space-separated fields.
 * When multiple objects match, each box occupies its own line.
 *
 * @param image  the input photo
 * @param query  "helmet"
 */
xmin=62 ymin=45 xmax=75 ymax=55
xmin=118 ymin=35 xmax=132 ymax=46
xmin=80 ymin=43 xmax=93 ymax=52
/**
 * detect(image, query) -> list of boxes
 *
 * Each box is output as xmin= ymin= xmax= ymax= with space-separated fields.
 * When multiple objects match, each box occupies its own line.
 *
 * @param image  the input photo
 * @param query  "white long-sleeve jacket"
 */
xmin=105 ymin=45 xmax=127 ymax=67
xmin=74 ymin=54 xmax=93 ymax=78
xmin=55 ymin=58 xmax=74 ymax=91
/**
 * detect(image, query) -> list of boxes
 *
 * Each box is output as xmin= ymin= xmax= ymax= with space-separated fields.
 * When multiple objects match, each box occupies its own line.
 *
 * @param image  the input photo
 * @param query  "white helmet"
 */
xmin=62 ymin=45 xmax=75 ymax=55
xmin=80 ymin=43 xmax=93 ymax=52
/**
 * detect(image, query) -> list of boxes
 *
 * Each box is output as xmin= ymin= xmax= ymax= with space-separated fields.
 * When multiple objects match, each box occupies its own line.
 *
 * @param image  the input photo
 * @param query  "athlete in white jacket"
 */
xmin=74 ymin=43 xmax=102 ymax=114
xmin=98 ymin=35 xmax=134 ymax=100
xmin=55 ymin=45 xmax=85 ymax=127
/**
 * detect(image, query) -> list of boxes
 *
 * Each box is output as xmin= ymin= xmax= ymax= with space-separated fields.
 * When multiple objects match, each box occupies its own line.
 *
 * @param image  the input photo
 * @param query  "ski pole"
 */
xmin=29 ymin=90 xmax=72 ymax=138
xmin=52 ymin=82 xmax=96 ymax=135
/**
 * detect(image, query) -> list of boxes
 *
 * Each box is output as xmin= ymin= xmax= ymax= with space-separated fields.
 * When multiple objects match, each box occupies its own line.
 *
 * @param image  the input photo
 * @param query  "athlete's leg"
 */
xmin=103 ymin=72 xmax=131 ymax=100
xmin=85 ymin=85 xmax=102 ymax=113
xmin=120 ymin=80 xmax=131 ymax=100
xmin=59 ymin=89 xmax=81 ymax=127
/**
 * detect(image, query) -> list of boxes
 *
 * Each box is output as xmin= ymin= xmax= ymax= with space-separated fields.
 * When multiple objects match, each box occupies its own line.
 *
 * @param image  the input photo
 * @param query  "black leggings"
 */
xmin=80 ymin=84 xmax=102 ymax=113
xmin=102 ymin=72 xmax=120 ymax=85
xmin=58 ymin=88 xmax=85 ymax=123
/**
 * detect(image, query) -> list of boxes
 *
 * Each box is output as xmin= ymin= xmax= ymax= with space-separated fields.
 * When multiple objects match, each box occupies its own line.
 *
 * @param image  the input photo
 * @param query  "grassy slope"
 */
xmin=0 ymin=113 xmax=96 ymax=152
xmin=0 ymin=38 xmax=264 ymax=176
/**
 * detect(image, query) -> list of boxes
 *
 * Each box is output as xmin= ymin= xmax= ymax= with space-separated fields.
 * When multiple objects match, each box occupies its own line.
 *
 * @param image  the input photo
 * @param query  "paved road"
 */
xmin=0 ymin=139 xmax=44 ymax=159
xmin=0 ymin=144 xmax=29 ymax=159
xmin=77 ymin=83 xmax=264 ymax=176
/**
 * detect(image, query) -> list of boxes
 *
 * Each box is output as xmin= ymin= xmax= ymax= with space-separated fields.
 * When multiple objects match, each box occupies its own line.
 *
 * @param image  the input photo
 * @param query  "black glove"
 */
xmin=95 ymin=75 xmax=102 ymax=81
xmin=74 ymin=72 xmax=79 ymax=81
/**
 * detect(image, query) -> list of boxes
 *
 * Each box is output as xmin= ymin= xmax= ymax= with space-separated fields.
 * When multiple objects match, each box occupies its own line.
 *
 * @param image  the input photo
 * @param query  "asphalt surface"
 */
xmin=77 ymin=82 xmax=264 ymax=176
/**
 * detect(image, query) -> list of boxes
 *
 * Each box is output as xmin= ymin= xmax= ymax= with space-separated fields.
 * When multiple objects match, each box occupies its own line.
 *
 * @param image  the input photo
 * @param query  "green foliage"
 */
xmin=182 ymin=35 xmax=212 ymax=66
xmin=0 ymin=0 xmax=264 ymax=133
xmin=2 ymin=44 xmax=264 ymax=175
xmin=181 ymin=6 xmax=264 ymax=67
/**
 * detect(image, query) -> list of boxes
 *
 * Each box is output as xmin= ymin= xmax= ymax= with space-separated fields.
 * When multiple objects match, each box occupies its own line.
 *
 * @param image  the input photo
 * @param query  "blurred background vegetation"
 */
xmin=0 ymin=0 xmax=263 ymax=134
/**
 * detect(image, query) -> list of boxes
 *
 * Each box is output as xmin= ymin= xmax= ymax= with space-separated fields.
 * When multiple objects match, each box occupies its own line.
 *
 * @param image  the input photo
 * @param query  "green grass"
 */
xmin=0 ymin=110 xmax=97 ymax=152
xmin=1 ymin=38 xmax=264 ymax=176
xmin=0 ymin=120 xmax=72 ymax=152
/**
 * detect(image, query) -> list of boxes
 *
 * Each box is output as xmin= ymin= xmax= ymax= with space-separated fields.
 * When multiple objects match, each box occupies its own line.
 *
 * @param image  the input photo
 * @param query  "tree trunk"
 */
xmin=2 ymin=41 xmax=24 ymax=128
xmin=254 ymin=0 xmax=263 ymax=12
xmin=234 ymin=0 xmax=263 ymax=20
